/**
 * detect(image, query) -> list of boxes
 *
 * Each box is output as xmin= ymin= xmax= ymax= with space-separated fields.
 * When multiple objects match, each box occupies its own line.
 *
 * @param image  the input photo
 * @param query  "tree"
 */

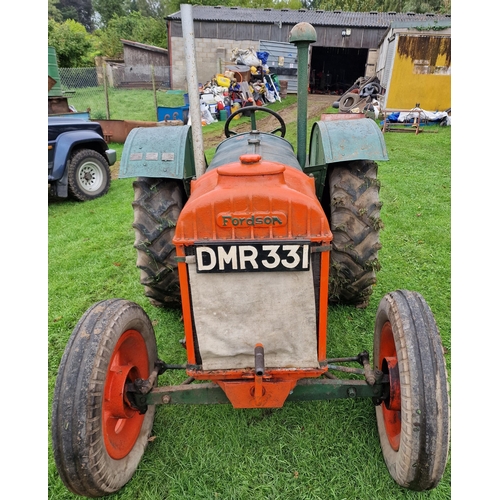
xmin=93 ymin=0 xmax=127 ymax=27
xmin=94 ymin=11 xmax=167 ymax=57
xmin=131 ymin=0 xmax=166 ymax=18
xmin=166 ymin=0 xmax=303 ymax=10
xmin=305 ymin=0 xmax=449 ymax=12
xmin=48 ymin=18 xmax=95 ymax=67
xmin=49 ymin=0 xmax=63 ymax=22
xmin=55 ymin=0 xmax=94 ymax=31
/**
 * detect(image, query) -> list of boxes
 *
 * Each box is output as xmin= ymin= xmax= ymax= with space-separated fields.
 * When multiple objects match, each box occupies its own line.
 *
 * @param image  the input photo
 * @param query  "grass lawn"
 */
xmin=48 ymin=99 xmax=451 ymax=499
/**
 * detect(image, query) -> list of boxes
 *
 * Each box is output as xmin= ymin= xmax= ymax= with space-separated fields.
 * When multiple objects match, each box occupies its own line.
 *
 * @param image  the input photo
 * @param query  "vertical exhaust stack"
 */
xmin=289 ymin=23 xmax=317 ymax=170
xmin=181 ymin=4 xmax=206 ymax=178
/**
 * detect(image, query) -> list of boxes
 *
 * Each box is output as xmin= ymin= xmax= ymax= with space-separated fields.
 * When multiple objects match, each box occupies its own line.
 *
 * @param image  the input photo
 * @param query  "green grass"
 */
xmin=69 ymin=87 xmax=187 ymax=121
xmin=48 ymin=104 xmax=451 ymax=499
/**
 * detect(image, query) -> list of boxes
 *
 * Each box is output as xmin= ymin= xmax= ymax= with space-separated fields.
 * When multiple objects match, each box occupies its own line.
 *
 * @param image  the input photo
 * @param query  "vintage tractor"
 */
xmin=51 ymin=17 xmax=449 ymax=498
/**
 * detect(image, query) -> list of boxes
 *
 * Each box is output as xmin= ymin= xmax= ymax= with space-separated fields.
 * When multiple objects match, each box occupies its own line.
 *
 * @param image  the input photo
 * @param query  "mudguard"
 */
xmin=118 ymin=125 xmax=199 ymax=192
xmin=50 ymin=130 xmax=110 ymax=181
xmin=306 ymin=117 xmax=389 ymax=199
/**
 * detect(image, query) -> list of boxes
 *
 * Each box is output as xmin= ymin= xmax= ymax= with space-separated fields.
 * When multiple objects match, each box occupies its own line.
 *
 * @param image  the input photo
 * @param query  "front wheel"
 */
xmin=51 ymin=299 xmax=157 ymax=497
xmin=68 ymin=149 xmax=111 ymax=201
xmin=373 ymin=290 xmax=450 ymax=491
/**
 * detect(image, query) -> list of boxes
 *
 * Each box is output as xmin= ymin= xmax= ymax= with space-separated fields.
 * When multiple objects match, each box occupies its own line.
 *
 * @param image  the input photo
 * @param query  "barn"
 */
xmin=120 ymin=40 xmax=170 ymax=88
xmin=166 ymin=5 xmax=451 ymax=107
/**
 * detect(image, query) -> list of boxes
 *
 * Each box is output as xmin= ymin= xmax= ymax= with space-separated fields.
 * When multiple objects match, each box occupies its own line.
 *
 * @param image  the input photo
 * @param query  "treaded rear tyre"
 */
xmin=51 ymin=299 xmax=157 ymax=497
xmin=328 ymin=160 xmax=382 ymax=307
xmin=373 ymin=290 xmax=450 ymax=490
xmin=132 ymin=178 xmax=185 ymax=308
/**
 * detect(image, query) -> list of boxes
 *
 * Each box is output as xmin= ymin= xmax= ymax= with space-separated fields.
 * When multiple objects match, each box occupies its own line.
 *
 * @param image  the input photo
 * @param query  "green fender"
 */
xmin=119 ymin=125 xmax=201 ymax=194
xmin=305 ymin=117 xmax=389 ymax=199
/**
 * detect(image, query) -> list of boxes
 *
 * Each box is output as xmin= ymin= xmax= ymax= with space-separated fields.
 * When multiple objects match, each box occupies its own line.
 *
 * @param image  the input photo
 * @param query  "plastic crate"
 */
xmin=157 ymin=105 xmax=189 ymax=123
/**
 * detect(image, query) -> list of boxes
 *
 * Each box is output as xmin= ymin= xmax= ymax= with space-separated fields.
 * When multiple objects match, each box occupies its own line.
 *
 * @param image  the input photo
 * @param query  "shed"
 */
xmin=376 ymin=21 xmax=451 ymax=111
xmin=120 ymin=40 xmax=170 ymax=88
xmin=166 ymin=7 xmax=451 ymax=94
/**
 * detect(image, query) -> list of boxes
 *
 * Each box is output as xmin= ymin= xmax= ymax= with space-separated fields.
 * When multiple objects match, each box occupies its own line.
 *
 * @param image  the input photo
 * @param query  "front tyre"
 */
xmin=68 ymin=149 xmax=111 ymax=201
xmin=51 ymin=299 xmax=157 ymax=497
xmin=374 ymin=290 xmax=450 ymax=491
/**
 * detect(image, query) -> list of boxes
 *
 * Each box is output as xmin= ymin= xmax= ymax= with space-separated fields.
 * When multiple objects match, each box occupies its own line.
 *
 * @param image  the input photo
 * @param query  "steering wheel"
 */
xmin=224 ymin=106 xmax=287 ymax=138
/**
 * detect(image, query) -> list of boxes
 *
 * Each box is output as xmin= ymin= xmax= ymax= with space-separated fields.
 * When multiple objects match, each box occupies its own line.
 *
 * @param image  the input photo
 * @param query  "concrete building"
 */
xmin=166 ymin=6 xmax=451 ymax=106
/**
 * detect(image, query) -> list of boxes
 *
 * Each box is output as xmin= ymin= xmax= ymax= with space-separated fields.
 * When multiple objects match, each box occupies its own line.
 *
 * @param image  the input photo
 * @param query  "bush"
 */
xmin=48 ymin=18 xmax=96 ymax=67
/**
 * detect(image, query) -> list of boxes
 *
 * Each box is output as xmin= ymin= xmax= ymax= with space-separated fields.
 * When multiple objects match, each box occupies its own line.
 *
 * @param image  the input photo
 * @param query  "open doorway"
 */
xmin=310 ymin=46 xmax=368 ymax=94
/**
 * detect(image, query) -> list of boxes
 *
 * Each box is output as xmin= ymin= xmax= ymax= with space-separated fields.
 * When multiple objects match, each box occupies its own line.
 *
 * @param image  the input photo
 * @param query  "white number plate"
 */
xmin=195 ymin=242 xmax=310 ymax=273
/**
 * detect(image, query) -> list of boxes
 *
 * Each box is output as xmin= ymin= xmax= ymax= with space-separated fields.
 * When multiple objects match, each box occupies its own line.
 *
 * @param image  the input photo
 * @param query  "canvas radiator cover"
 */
xmin=187 ymin=260 xmax=319 ymax=371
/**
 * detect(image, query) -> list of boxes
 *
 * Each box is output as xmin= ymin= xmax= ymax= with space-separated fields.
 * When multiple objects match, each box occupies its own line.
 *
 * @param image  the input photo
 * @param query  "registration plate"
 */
xmin=195 ymin=242 xmax=310 ymax=273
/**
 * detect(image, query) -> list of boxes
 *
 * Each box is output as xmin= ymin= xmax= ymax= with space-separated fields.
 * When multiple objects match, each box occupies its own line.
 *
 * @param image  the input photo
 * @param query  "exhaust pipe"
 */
xmin=181 ymin=4 xmax=206 ymax=178
xmin=289 ymin=23 xmax=317 ymax=170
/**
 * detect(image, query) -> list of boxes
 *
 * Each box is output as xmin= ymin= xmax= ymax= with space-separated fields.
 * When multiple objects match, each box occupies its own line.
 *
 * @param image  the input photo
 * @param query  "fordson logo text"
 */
xmin=217 ymin=212 xmax=287 ymax=228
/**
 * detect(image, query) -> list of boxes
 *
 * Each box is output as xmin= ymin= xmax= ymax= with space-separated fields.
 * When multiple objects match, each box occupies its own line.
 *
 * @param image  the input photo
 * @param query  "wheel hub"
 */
xmin=379 ymin=321 xmax=401 ymax=451
xmin=83 ymin=170 xmax=94 ymax=182
xmin=107 ymin=364 xmax=139 ymax=419
xmin=78 ymin=161 xmax=102 ymax=191
xmin=102 ymin=330 xmax=149 ymax=460
xmin=382 ymin=356 xmax=401 ymax=411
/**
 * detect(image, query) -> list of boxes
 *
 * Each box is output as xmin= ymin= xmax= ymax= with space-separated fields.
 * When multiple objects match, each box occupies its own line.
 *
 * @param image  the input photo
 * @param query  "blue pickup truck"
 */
xmin=48 ymin=116 xmax=116 ymax=201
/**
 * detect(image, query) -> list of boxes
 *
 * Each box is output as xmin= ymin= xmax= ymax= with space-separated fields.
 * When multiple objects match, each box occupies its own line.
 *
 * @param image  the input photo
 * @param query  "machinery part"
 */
xmin=338 ymin=93 xmax=370 ymax=113
xmin=373 ymin=290 xmax=450 ymax=491
xmin=338 ymin=92 xmax=362 ymax=112
xmin=254 ymin=343 xmax=265 ymax=376
xmin=132 ymin=178 xmax=185 ymax=308
xmin=224 ymin=105 xmax=286 ymax=138
xmin=67 ymin=149 xmax=111 ymax=201
xmin=118 ymin=125 xmax=197 ymax=187
xmin=307 ymin=117 xmax=388 ymax=200
xmin=360 ymin=82 xmax=382 ymax=97
xmin=328 ymin=160 xmax=382 ymax=307
xmin=345 ymin=76 xmax=376 ymax=95
xmin=51 ymin=299 xmax=157 ymax=497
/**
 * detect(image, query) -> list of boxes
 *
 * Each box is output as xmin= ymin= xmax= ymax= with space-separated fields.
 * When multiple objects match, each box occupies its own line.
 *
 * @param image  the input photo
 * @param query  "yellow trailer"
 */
xmin=376 ymin=21 xmax=451 ymax=111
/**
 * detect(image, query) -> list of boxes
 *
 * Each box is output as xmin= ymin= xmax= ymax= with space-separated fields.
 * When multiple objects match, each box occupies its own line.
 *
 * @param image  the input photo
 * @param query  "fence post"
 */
xmin=151 ymin=65 xmax=157 ymax=119
xmin=103 ymin=62 xmax=110 ymax=120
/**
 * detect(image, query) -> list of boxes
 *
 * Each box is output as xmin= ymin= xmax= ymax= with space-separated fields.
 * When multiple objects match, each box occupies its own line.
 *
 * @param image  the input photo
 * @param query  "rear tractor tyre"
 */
xmin=51 ymin=299 xmax=157 ymax=497
xmin=328 ymin=160 xmax=382 ymax=307
xmin=373 ymin=290 xmax=450 ymax=491
xmin=338 ymin=92 xmax=362 ymax=112
xmin=132 ymin=178 xmax=185 ymax=308
xmin=68 ymin=149 xmax=111 ymax=201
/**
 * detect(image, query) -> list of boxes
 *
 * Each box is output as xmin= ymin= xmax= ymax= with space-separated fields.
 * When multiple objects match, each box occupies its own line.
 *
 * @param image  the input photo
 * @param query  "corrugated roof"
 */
xmin=166 ymin=6 xmax=450 ymax=28
xmin=121 ymin=39 xmax=168 ymax=53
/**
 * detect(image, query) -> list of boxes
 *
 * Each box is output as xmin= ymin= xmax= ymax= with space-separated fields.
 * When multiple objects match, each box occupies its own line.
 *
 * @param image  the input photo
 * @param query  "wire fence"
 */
xmin=57 ymin=65 xmax=173 ymax=121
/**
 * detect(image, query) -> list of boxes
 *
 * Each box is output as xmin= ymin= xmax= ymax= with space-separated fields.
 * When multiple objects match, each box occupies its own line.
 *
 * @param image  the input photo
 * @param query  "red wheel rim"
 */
xmin=379 ymin=321 xmax=401 ymax=451
xmin=103 ymin=329 xmax=149 ymax=459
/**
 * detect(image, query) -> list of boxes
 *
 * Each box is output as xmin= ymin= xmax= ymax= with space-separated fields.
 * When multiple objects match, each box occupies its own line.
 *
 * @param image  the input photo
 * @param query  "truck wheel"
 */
xmin=68 ymin=149 xmax=111 ymax=201
xmin=132 ymin=178 xmax=184 ymax=308
xmin=328 ymin=160 xmax=382 ymax=307
xmin=373 ymin=290 xmax=450 ymax=491
xmin=51 ymin=299 xmax=157 ymax=497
